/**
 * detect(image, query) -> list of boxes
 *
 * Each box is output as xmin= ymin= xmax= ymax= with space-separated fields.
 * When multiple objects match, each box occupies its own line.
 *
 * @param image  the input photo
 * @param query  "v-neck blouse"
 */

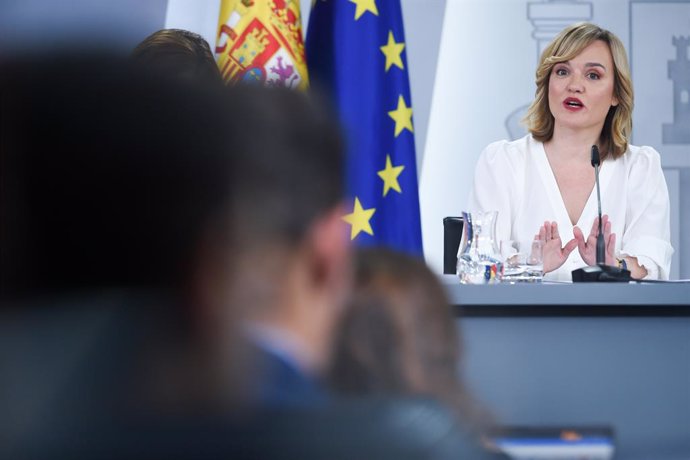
xmin=466 ymin=135 xmax=673 ymax=281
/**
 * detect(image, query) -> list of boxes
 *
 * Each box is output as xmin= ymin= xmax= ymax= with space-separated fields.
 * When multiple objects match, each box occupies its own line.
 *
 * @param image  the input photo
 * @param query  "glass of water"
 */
xmin=500 ymin=239 xmax=544 ymax=283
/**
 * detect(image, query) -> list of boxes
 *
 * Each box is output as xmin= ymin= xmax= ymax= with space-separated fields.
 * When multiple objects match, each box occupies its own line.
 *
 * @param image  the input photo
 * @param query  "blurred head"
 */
xmin=329 ymin=248 xmax=482 ymax=426
xmin=223 ymin=85 xmax=350 ymax=373
xmin=0 ymin=55 xmax=256 ymax=417
xmin=525 ymin=22 xmax=633 ymax=160
xmin=132 ymin=29 xmax=221 ymax=83
xmin=224 ymin=86 xmax=345 ymax=252
xmin=0 ymin=56 xmax=231 ymax=302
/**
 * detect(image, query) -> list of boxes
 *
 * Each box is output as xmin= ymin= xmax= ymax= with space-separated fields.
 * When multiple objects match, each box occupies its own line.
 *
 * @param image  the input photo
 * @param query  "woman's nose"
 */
xmin=567 ymin=75 xmax=585 ymax=93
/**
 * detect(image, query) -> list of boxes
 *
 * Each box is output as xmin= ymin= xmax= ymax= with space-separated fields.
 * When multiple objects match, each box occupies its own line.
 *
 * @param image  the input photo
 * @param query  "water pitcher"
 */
xmin=457 ymin=211 xmax=503 ymax=284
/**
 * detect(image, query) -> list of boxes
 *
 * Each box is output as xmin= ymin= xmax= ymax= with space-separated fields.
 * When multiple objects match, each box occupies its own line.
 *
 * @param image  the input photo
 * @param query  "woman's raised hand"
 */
xmin=573 ymin=215 xmax=616 ymax=266
xmin=538 ymin=221 xmax=578 ymax=273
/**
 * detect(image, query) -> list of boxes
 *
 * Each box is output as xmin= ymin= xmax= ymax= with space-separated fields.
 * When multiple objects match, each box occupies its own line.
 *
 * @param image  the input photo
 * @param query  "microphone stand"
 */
xmin=594 ymin=155 xmax=606 ymax=265
xmin=572 ymin=146 xmax=631 ymax=282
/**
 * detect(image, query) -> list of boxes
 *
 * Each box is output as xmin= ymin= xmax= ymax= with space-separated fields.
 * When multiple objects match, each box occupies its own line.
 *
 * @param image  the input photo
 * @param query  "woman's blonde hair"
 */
xmin=524 ymin=22 xmax=633 ymax=160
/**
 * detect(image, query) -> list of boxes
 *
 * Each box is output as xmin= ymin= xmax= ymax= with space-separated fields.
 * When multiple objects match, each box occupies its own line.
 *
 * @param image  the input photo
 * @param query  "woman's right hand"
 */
xmin=538 ymin=221 xmax=578 ymax=273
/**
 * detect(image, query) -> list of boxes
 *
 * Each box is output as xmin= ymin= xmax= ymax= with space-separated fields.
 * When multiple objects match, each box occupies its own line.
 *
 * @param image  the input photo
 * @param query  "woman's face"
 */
xmin=547 ymin=40 xmax=618 ymax=134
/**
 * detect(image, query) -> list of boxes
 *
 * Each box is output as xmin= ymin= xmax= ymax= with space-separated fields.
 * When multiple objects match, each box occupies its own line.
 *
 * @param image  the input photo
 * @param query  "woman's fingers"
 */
xmin=589 ymin=216 xmax=599 ymax=237
xmin=544 ymin=221 xmax=552 ymax=240
xmin=607 ymin=232 xmax=617 ymax=264
xmin=551 ymin=221 xmax=559 ymax=241
xmin=562 ymin=238 xmax=578 ymax=256
xmin=591 ymin=214 xmax=610 ymax=236
xmin=573 ymin=225 xmax=590 ymax=262
xmin=573 ymin=225 xmax=585 ymax=243
xmin=540 ymin=217 xmax=614 ymax=267
xmin=603 ymin=219 xmax=611 ymax=240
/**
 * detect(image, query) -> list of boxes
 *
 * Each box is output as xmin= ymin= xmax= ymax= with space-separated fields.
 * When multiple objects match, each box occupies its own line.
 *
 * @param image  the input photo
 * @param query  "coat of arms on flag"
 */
xmin=215 ymin=0 xmax=308 ymax=89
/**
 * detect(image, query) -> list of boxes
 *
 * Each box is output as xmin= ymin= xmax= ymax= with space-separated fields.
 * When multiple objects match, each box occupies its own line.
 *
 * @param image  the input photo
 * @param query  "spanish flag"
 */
xmin=215 ymin=0 xmax=308 ymax=89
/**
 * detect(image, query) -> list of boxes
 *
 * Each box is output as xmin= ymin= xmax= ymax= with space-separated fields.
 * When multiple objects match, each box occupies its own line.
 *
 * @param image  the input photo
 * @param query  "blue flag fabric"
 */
xmin=306 ymin=0 xmax=423 ymax=256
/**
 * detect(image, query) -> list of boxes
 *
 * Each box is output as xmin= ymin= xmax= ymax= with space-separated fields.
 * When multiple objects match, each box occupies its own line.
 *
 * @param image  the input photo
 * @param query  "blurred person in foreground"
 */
xmin=0 ymin=56 xmax=499 ymax=459
xmin=0 ymin=55 xmax=347 ymax=455
xmin=0 ymin=54 xmax=244 ymax=441
xmin=221 ymin=86 xmax=351 ymax=407
xmin=329 ymin=247 xmax=507 ymax=458
xmin=132 ymin=30 xmax=350 ymax=408
xmin=0 ymin=50 xmax=349 ymax=410
xmin=131 ymin=28 xmax=221 ymax=83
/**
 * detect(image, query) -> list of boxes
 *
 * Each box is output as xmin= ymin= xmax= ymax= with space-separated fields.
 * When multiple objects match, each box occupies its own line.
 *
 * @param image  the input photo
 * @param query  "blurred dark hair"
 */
xmin=329 ymin=248 xmax=491 ymax=432
xmin=132 ymin=29 xmax=221 ymax=83
xmin=223 ymin=85 xmax=345 ymax=248
xmin=0 ymin=55 xmax=344 ymax=298
xmin=0 ymin=55 xmax=232 ymax=300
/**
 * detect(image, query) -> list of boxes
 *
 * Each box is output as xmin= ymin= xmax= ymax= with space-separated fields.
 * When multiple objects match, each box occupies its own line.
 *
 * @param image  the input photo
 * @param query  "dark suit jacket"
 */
xmin=247 ymin=341 xmax=328 ymax=408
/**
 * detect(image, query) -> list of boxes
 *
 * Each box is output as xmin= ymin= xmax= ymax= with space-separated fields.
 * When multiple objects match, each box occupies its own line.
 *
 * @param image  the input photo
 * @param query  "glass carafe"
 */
xmin=457 ymin=211 xmax=503 ymax=284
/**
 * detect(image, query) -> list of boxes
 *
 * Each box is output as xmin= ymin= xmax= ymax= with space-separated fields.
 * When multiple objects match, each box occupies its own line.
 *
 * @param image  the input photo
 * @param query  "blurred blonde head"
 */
xmin=524 ymin=22 xmax=633 ymax=160
xmin=329 ymin=248 xmax=491 ymax=432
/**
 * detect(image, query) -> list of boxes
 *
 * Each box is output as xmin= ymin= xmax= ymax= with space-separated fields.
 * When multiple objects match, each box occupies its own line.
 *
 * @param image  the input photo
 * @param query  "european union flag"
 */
xmin=306 ymin=0 xmax=423 ymax=256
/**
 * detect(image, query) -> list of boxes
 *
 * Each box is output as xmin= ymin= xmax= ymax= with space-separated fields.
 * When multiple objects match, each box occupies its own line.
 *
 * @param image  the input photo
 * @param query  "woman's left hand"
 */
xmin=539 ymin=221 xmax=578 ymax=273
xmin=573 ymin=215 xmax=616 ymax=266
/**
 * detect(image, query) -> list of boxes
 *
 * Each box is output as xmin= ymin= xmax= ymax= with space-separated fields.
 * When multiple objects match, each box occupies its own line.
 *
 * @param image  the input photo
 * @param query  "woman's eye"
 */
xmin=587 ymin=72 xmax=600 ymax=80
xmin=555 ymin=68 xmax=568 ymax=76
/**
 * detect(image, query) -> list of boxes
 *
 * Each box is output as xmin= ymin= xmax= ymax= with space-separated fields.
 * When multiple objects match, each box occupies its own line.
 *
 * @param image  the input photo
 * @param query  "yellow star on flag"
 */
xmin=349 ymin=0 xmax=378 ymax=20
xmin=388 ymin=95 xmax=413 ymax=137
xmin=380 ymin=31 xmax=405 ymax=72
xmin=377 ymin=155 xmax=405 ymax=196
xmin=342 ymin=197 xmax=376 ymax=240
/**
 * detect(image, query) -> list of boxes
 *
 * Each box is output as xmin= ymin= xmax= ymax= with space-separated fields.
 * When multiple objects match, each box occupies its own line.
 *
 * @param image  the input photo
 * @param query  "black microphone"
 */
xmin=572 ymin=145 xmax=631 ymax=282
xmin=591 ymin=145 xmax=606 ymax=265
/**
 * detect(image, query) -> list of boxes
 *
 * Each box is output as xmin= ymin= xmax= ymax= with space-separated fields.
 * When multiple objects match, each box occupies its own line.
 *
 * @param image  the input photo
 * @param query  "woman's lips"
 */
xmin=563 ymin=97 xmax=584 ymax=112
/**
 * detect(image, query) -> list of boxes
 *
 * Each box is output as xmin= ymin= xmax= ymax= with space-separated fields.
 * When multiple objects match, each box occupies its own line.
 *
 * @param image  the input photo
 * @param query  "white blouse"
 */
xmin=466 ymin=135 xmax=673 ymax=281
